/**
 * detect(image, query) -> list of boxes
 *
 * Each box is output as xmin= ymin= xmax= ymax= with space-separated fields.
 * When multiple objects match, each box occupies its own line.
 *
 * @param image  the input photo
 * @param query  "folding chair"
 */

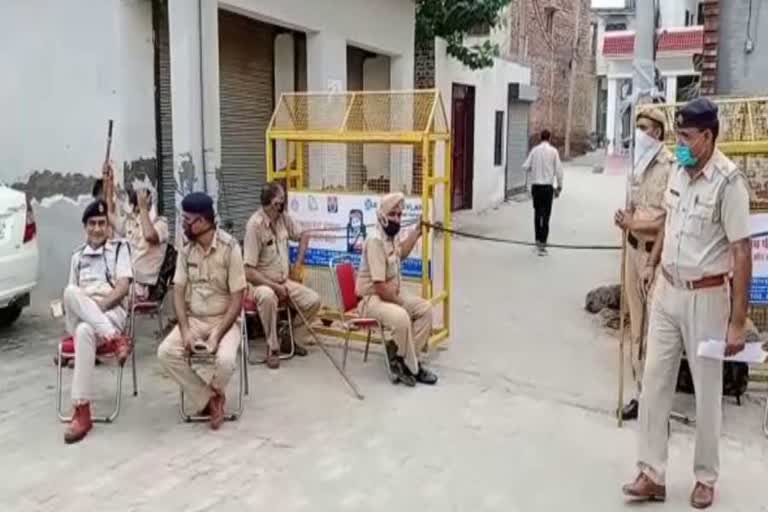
xmin=56 ymin=292 xmax=137 ymax=424
xmin=179 ymin=309 xmax=249 ymax=422
xmin=128 ymin=284 xmax=170 ymax=344
xmin=329 ymin=257 xmax=395 ymax=382
xmin=243 ymin=297 xmax=296 ymax=364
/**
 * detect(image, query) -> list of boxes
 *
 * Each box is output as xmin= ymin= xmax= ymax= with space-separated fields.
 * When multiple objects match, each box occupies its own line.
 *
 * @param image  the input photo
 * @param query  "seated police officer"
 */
xmin=62 ymin=199 xmax=133 ymax=444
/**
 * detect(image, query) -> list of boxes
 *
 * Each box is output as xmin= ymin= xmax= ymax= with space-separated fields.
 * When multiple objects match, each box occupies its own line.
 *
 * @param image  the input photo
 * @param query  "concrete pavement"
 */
xmin=1 ymin=159 xmax=767 ymax=511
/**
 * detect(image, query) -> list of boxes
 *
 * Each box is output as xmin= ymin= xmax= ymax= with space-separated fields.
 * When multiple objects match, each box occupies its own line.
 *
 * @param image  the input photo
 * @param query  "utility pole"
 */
xmin=563 ymin=0 xmax=583 ymax=159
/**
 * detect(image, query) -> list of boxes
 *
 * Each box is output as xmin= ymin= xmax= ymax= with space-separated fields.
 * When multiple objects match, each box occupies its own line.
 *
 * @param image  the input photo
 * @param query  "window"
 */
xmin=697 ymin=3 xmax=705 ymax=25
xmin=685 ymin=9 xmax=692 ymax=26
xmin=544 ymin=7 xmax=557 ymax=34
xmin=605 ymin=22 xmax=627 ymax=31
xmin=494 ymin=111 xmax=504 ymax=166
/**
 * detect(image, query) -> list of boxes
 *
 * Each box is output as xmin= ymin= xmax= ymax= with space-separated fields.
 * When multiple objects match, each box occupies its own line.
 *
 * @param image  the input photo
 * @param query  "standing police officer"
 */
xmin=623 ymin=98 xmax=752 ymax=509
xmin=614 ymin=106 xmax=674 ymax=420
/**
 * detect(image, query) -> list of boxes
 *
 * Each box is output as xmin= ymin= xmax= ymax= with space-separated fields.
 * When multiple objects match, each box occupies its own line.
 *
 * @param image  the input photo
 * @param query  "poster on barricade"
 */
xmin=287 ymin=191 xmax=427 ymax=279
xmin=750 ymin=213 xmax=768 ymax=304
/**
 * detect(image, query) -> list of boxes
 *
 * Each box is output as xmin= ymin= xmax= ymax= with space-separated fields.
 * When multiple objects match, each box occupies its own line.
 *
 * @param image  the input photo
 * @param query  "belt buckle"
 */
xmin=683 ymin=280 xmax=695 ymax=290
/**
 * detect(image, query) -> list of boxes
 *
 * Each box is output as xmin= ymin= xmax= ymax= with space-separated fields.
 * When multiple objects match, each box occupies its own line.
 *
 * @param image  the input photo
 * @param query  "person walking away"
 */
xmin=522 ymin=129 xmax=563 ymax=255
xmin=622 ymin=98 xmax=751 ymax=509
xmin=614 ymin=106 xmax=674 ymax=420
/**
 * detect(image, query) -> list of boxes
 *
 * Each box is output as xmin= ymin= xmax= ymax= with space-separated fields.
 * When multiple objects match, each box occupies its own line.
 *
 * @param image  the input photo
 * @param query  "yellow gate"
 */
xmin=265 ymin=90 xmax=452 ymax=348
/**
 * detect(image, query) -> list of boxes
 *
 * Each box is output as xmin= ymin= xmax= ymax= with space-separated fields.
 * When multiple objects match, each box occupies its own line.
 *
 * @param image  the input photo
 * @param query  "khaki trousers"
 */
xmin=157 ymin=317 xmax=241 ymax=412
xmin=359 ymin=294 xmax=432 ymax=374
xmin=63 ymin=285 xmax=125 ymax=402
xmin=624 ymin=244 xmax=650 ymax=395
xmin=637 ymin=277 xmax=728 ymax=486
xmin=250 ymin=280 xmax=321 ymax=350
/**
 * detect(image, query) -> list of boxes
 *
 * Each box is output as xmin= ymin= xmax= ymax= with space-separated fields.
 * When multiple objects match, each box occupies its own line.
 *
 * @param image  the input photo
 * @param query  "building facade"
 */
xmin=505 ymin=0 xmax=595 ymax=158
xmin=0 ymin=0 xmax=416 ymax=305
xmin=592 ymin=0 xmax=705 ymax=155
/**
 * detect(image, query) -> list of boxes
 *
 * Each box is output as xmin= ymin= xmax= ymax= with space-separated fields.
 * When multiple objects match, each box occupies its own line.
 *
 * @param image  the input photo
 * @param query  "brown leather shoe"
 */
xmin=690 ymin=482 xmax=714 ymax=509
xmin=622 ymin=473 xmax=666 ymax=502
xmin=266 ymin=349 xmax=280 ymax=369
xmin=64 ymin=402 xmax=93 ymax=444
xmin=209 ymin=391 xmax=226 ymax=431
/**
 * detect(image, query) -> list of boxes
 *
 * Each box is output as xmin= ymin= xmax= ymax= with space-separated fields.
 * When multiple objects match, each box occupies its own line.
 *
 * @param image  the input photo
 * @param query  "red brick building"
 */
xmin=506 ymin=0 xmax=595 ymax=156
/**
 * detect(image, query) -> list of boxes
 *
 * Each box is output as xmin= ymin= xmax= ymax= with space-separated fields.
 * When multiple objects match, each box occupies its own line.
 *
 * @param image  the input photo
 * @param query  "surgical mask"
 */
xmin=675 ymin=143 xmax=699 ymax=168
xmin=633 ymin=128 xmax=662 ymax=176
xmin=383 ymin=221 xmax=401 ymax=238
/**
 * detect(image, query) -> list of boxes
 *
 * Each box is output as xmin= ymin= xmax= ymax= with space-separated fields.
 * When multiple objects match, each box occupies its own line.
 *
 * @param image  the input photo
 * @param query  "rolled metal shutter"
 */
xmin=505 ymin=101 xmax=530 ymax=197
xmin=218 ymin=10 xmax=275 ymax=239
xmin=155 ymin=0 xmax=176 ymax=237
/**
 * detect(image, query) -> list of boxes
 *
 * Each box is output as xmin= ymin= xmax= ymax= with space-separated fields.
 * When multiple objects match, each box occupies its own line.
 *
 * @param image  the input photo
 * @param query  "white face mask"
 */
xmin=633 ymin=128 xmax=663 ymax=177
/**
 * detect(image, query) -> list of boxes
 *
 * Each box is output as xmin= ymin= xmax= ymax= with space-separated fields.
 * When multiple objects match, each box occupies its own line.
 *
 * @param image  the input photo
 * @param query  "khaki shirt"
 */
xmin=69 ymin=240 xmax=133 ymax=302
xmin=243 ymin=210 xmax=301 ymax=283
xmin=174 ymin=229 xmax=247 ymax=319
xmin=122 ymin=212 xmax=169 ymax=285
xmin=356 ymin=234 xmax=401 ymax=297
xmin=661 ymin=149 xmax=751 ymax=282
xmin=630 ymin=147 xmax=674 ymax=242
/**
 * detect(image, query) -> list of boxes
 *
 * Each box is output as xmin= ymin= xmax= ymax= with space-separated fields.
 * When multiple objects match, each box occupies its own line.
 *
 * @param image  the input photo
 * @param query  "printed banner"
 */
xmin=750 ymin=213 xmax=768 ymax=304
xmin=287 ymin=191 xmax=426 ymax=279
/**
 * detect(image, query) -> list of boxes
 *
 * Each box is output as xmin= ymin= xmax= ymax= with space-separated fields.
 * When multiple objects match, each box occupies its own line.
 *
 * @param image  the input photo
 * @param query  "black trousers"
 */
xmin=531 ymin=184 xmax=554 ymax=244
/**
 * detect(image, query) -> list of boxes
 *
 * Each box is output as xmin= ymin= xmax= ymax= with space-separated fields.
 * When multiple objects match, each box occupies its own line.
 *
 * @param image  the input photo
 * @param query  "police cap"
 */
xmin=82 ymin=199 xmax=109 ymax=225
xmin=181 ymin=192 xmax=215 ymax=221
xmin=675 ymin=97 xmax=719 ymax=130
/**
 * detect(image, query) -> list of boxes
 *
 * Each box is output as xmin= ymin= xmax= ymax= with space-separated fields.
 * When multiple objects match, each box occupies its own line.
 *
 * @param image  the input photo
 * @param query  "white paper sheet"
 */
xmin=697 ymin=340 xmax=768 ymax=364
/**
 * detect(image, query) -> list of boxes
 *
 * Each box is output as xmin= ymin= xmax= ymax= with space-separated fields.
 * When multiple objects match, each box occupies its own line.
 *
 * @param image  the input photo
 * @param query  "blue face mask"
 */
xmin=675 ymin=143 xmax=699 ymax=168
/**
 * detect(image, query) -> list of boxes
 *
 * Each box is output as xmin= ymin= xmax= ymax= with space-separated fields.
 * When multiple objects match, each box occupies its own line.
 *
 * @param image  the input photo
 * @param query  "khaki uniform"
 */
xmin=65 ymin=240 xmax=133 ymax=401
xmin=121 ymin=212 xmax=169 ymax=287
xmin=157 ymin=229 xmax=247 ymax=411
xmin=625 ymin=147 xmax=674 ymax=388
xmin=356 ymin=234 xmax=432 ymax=374
xmin=638 ymin=149 xmax=751 ymax=486
xmin=243 ymin=210 xmax=321 ymax=350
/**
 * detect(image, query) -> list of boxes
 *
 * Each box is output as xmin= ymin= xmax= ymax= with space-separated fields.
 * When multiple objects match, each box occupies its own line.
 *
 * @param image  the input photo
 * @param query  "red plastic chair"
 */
xmin=330 ymin=258 xmax=394 ymax=381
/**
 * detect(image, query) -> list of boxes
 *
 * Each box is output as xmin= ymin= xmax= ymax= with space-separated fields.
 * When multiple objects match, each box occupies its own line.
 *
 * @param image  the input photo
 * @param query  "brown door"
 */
xmin=451 ymin=84 xmax=475 ymax=210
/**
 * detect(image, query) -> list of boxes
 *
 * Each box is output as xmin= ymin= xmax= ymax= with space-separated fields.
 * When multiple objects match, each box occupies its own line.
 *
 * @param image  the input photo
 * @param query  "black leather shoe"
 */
xmin=415 ymin=366 xmax=438 ymax=385
xmin=391 ymin=358 xmax=416 ymax=387
xmin=280 ymin=332 xmax=308 ymax=357
xmin=622 ymin=399 xmax=639 ymax=421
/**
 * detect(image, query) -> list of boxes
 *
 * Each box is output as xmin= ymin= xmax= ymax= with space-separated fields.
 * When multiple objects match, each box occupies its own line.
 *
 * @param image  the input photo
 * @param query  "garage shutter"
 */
xmin=218 ymin=10 xmax=275 ymax=240
xmin=155 ymin=1 xmax=176 ymax=237
xmin=505 ymin=101 xmax=530 ymax=197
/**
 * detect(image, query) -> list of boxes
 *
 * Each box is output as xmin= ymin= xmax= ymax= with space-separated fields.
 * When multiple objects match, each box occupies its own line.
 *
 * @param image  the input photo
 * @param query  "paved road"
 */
xmin=1 ymin=160 xmax=767 ymax=511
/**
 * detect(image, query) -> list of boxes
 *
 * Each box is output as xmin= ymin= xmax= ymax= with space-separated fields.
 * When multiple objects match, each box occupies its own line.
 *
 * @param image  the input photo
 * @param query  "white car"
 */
xmin=0 ymin=185 xmax=38 ymax=327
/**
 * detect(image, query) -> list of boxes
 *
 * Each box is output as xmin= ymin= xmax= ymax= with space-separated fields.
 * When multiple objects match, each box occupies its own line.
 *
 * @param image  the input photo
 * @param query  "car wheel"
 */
xmin=0 ymin=304 xmax=23 ymax=328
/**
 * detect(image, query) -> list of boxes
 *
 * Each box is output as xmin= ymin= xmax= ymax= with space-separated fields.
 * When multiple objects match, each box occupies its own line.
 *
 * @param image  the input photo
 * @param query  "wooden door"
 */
xmin=451 ymin=84 xmax=475 ymax=211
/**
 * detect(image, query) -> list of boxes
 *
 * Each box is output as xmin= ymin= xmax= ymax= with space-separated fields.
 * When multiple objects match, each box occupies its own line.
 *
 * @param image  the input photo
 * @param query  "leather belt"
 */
xmin=627 ymin=232 xmax=653 ymax=253
xmin=662 ymin=268 xmax=727 ymax=290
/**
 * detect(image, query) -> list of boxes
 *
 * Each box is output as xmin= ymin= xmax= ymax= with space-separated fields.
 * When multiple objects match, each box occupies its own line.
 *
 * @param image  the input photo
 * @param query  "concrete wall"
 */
xmin=434 ymin=39 xmax=532 ymax=212
xmin=0 ymin=0 xmax=156 ymax=308
xmin=717 ymin=0 xmax=768 ymax=95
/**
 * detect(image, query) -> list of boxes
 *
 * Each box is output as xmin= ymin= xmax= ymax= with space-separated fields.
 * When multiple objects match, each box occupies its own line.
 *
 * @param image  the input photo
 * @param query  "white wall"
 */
xmin=0 ymin=0 xmax=155 ymax=186
xmin=0 ymin=0 xmax=156 ymax=307
xmin=434 ymin=38 xmax=532 ymax=212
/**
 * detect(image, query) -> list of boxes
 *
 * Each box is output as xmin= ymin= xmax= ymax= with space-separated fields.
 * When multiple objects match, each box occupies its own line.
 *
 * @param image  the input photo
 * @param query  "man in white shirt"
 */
xmin=522 ymin=129 xmax=564 ymax=255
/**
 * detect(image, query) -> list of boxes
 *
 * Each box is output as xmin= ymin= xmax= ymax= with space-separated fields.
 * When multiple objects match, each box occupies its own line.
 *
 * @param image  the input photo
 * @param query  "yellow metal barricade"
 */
xmin=265 ymin=90 xmax=452 ymax=348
